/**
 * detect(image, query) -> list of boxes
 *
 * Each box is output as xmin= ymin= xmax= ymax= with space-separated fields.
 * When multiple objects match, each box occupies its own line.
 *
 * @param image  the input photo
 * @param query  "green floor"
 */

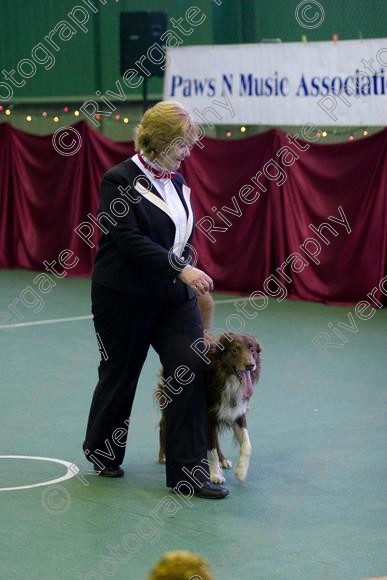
xmin=0 ymin=270 xmax=385 ymax=580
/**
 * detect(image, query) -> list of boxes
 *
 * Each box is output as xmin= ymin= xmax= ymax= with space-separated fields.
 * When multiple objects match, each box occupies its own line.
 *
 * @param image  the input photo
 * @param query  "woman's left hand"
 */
xmin=177 ymin=266 xmax=214 ymax=295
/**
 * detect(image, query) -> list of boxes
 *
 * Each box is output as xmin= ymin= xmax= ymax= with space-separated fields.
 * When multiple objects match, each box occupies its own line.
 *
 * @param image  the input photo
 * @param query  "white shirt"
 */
xmin=131 ymin=153 xmax=188 ymax=257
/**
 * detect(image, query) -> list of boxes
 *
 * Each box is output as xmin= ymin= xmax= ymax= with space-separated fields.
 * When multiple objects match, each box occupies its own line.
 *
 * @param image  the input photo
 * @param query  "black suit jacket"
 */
xmin=92 ymin=158 xmax=196 ymax=300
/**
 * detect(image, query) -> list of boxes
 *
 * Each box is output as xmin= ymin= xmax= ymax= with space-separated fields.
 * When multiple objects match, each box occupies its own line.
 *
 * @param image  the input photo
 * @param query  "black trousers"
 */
xmin=83 ymin=280 xmax=209 ymax=487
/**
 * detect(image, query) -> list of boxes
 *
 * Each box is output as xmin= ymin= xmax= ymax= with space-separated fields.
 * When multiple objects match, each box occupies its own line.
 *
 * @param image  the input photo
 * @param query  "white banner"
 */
xmin=163 ymin=39 xmax=387 ymax=126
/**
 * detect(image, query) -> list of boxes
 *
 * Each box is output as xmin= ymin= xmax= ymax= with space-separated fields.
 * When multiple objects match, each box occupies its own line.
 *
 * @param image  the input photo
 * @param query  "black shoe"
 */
xmin=93 ymin=465 xmax=124 ymax=478
xmin=172 ymin=480 xmax=229 ymax=499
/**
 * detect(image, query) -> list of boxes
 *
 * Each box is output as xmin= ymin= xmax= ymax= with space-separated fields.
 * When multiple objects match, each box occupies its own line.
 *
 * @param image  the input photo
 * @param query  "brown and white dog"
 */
xmin=156 ymin=294 xmax=262 ymax=484
xmin=204 ymin=332 xmax=261 ymax=483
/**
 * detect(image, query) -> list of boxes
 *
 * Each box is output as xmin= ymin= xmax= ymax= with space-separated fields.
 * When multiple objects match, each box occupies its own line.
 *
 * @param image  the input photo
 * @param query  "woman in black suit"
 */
xmin=83 ymin=101 xmax=228 ymax=499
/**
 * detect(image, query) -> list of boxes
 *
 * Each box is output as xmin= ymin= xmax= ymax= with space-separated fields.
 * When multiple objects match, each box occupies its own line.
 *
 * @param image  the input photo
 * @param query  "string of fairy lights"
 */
xmin=224 ymin=125 xmax=373 ymax=141
xmin=0 ymin=104 xmax=379 ymax=141
xmin=0 ymin=104 xmax=132 ymax=125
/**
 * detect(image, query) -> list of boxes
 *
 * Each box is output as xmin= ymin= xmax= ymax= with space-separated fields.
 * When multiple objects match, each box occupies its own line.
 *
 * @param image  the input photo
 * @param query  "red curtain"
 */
xmin=0 ymin=121 xmax=386 ymax=304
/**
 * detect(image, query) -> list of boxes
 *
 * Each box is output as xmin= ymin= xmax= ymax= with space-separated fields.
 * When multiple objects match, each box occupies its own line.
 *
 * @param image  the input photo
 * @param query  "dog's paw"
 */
xmin=158 ymin=455 xmax=166 ymax=464
xmin=207 ymin=449 xmax=226 ymax=484
xmin=234 ymin=465 xmax=247 ymax=481
xmin=210 ymin=471 xmax=226 ymax=484
xmin=235 ymin=455 xmax=249 ymax=481
xmin=220 ymin=458 xmax=232 ymax=469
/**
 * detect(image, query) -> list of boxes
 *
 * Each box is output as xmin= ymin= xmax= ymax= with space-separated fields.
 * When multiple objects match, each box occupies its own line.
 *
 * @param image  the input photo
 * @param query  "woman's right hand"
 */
xmin=177 ymin=266 xmax=214 ymax=296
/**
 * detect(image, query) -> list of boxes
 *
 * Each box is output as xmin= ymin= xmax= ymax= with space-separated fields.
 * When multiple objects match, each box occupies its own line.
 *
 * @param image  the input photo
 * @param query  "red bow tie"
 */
xmin=138 ymin=154 xmax=176 ymax=180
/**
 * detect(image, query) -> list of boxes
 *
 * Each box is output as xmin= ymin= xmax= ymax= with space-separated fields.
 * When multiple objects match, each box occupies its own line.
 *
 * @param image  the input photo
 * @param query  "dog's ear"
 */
xmin=209 ymin=342 xmax=218 ymax=355
xmin=246 ymin=334 xmax=262 ymax=353
xmin=218 ymin=333 xmax=235 ymax=348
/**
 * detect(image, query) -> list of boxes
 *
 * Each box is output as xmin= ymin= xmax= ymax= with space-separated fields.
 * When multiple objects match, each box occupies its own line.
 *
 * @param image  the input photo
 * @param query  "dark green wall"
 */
xmin=0 ymin=0 xmax=214 ymax=101
xmin=0 ymin=0 xmax=386 ymax=139
xmin=2 ymin=0 xmax=386 ymax=101
xmin=0 ymin=0 xmax=98 ymax=99
xmin=208 ymin=0 xmax=387 ymax=44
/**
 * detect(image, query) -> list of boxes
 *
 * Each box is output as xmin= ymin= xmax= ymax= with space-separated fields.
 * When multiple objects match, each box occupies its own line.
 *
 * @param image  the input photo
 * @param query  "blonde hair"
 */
xmin=134 ymin=101 xmax=197 ymax=161
xmin=148 ymin=550 xmax=214 ymax=580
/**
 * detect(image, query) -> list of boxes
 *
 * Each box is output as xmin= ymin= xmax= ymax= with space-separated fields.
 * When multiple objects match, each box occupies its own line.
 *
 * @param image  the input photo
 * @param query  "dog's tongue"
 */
xmin=240 ymin=370 xmax=254 ymax=399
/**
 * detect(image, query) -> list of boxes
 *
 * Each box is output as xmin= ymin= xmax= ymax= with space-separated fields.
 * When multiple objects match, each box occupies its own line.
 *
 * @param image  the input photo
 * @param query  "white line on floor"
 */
xmin=2 ymin=297 xmax=247 ymax=329
xmin=2 ymin=315 xmax=92 ymax=329
xmin=213 ymin=297 xmax=246 ymax=304
xmin=0 ymin=455 xmax=80 ymax=492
